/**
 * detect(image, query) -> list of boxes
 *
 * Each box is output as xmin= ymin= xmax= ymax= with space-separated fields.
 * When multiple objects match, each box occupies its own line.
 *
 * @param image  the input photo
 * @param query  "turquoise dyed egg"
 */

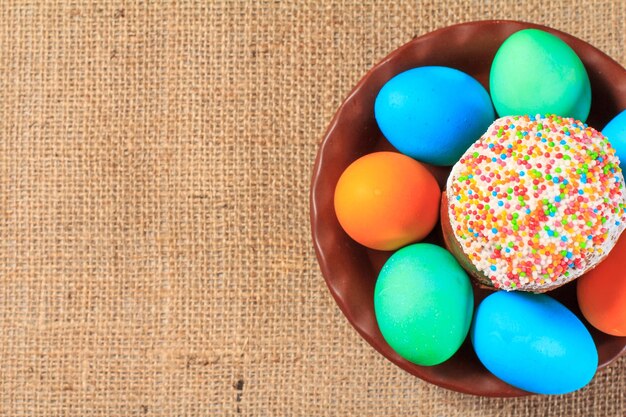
xmin=490 ymin=29 xmax=591 ymax=122
xmin=603 ymin=109 xmax=626 ymax=170
xmin=374 ymin=66 xmax=495 ymax=166
xmin=471 ymin=292 xmax=598 ymax=394
xmin=374 ymin=243 xmax=473 ymax=366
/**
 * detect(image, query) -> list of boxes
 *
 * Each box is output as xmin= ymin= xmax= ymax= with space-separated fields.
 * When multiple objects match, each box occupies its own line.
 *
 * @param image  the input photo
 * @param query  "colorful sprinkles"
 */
xmin=447 ymin=115 xmax=626 ymax=291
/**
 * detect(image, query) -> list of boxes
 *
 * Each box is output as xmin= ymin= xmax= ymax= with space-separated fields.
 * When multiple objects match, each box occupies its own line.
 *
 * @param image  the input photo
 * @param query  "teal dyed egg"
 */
xmin=374 ymin=243 xmax=473 ymax=366
xmin=490 ymin=29 xmax=591 ymax=121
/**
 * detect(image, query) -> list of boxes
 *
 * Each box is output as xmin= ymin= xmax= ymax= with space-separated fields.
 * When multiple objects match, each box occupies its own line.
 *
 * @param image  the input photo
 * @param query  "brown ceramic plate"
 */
xmin=310 ymin=20 xmax=626 ymax=397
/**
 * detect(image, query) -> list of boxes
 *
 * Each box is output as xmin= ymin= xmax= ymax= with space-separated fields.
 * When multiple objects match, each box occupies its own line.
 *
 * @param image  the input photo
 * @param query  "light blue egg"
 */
xmin=602 ymin=109 xmax=626 ymax=170
xmin=471 ymin=292 xmax=598 ymax=395
xmin=374 ymin=66 xmax=495 ymax=166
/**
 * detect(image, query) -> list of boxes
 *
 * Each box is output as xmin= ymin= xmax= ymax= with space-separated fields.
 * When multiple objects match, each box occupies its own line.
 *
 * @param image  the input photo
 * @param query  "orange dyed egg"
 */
xmin=334 ymin=151 xmax=440 ymax=251
xmin=577 ymin=233 xmax=626 ymax=336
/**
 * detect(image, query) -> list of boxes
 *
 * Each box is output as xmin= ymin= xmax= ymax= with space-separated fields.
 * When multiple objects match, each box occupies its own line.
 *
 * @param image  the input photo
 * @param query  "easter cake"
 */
xmin=442 ymin=114 xmax=626 ymax=292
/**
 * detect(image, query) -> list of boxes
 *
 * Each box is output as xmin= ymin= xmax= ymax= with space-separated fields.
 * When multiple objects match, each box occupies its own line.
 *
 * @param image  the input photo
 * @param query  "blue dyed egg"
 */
xmin=603 ymin=109 xmax=626 ymax=170
xmin=471 ymin=292 xmax=597 ymax=395
xmin=374 ymin=66 xmax=495 ymax=166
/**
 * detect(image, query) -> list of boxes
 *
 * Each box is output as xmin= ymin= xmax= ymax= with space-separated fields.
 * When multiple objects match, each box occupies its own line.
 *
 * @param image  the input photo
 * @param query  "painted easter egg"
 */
xmin=471 ymin=291 xmax=598 ymax=394
xmin=334 ymin=152 xmax=440 ymax=251
xmin=603 ymin=109 xmax=626 ymax=170
xmin=374 ymin=66 xmax=495 ymax=165
xmin=490 ymin=29 xmax=591 ymax=122
xmin=374 ymin=243 xmax=474 ymax=366
xmin=577 ymin=231 xmax=626 ymax=336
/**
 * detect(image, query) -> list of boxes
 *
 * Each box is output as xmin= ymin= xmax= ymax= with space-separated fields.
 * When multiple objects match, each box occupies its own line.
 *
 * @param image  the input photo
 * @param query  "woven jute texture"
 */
xmin=0 ymin=1 xmax=624 ymax=416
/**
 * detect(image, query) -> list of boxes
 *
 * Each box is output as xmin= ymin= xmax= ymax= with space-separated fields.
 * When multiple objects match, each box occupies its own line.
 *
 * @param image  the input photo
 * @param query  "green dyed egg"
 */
xmin=490 ymin=29 xmax=591 ymax=122
xmin=374 ymin=243 xmax=474 ymax=366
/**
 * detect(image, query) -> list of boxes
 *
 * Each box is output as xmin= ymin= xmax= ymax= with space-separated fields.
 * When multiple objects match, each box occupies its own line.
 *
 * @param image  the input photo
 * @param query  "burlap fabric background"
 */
xmin=0 ymin=1 xmax=624 ymax=416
